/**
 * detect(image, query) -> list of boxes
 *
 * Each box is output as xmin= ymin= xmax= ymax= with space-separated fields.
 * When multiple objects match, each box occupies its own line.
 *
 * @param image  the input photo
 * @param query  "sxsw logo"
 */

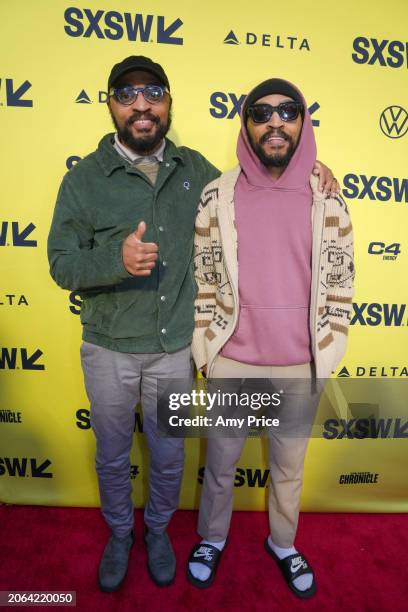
xmin=352 ymin=37 xmax=408 ymax=68
xmin=209 ymin=93 xmax=321 ymax=126
xmin=338 ymin=365 xmax=408 ymax=377
xmin=0 ymin=78 xmax=32 ymax=107
xmin=223 ymin=29 xmax=310 ymax=51
xmin=75 ymin=89 xmax=108 ymax=105
xmin=69 ymin=291 xmax=82 ymax=314
xmin=343 ymin=174 xmax=408 ymax=202
xmin=380 ymin=106 xmax=408 ymax=139
xmin=76 ymin=408 xmax=143 ymax=432
xmin=0 ymin=348 xmax=45 ymax=371
xmin=350 ymin=303 xmax=407 ymax=326
xmin=323 ymin=418 xmax=408 ymax=439
xmin=0 ymin=457 xmax=53 ymax=478
xmin=0 ymin=222 xmax=37 ymax=247
xmin=198 ymin=466 xmax=270 ymax=487
xmin=64 ymin=7 xmax=183 ymax=44
xmin=367 ymin=242 xmax=400 ymax=260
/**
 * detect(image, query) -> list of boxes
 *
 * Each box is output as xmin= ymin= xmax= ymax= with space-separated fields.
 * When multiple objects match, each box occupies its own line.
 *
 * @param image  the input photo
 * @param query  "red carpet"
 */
xmin=0 ymin=505 xmax=406 ymax=611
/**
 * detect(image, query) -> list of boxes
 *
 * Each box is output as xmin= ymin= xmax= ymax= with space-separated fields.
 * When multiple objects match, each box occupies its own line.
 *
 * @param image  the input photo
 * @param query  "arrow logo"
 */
xmin=5 ymin=79 xmax=33 ymax=107
xmin=75 ymin=89 xmax=92 ymax=104
xmin=157 ymin=16 xmax=183 ymax=45
xmin=224 ymin=30 xmax=239 ymax=45
xmin=21 ymin=348 xmax=45 ymax=371
xmin=338 ymin=366 xmax=350 ymax=377
xmin=308 ymin=102 xmax=320 ymax=127
xmin=12 ymin=222 xmax=37 ymax=247
xmin=30 ymin=458 xmax=53 ymax=478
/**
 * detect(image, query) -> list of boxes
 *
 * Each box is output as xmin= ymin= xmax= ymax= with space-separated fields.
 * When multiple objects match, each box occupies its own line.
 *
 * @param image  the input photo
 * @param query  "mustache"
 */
xmin=126 ymin=112 xmax=160 ymax=126
xmin=260 ymin=129 xmax=290 ymax=144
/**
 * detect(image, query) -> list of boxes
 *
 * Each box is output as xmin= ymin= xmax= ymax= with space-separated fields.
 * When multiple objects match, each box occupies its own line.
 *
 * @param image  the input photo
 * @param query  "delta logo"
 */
xmin=209 ymin=93 xmax=321 ymax=126
xmin=338 ymin=365 xmax=408 ymax=377
xmin=350 ymin=303 xmax=407 ymax=326
xmin=74 ymin=89 xmax=108 ymax=105
xmin=0 ymin=78 xmax=32 ymax=107
xmin=64 ymin=7 xmax=183 ymax=45
xmin=352 ymin=37 xmax=408 ymax=69
xmin=223 ymin=29 xmax=310 ymax=51
xmin=342 ymin=174 xmax=408 ymax=203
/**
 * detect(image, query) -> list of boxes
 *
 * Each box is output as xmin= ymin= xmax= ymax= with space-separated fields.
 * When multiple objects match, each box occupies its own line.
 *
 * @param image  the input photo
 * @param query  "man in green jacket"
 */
xmin=47 ymin=55 xmax=337 ymax=592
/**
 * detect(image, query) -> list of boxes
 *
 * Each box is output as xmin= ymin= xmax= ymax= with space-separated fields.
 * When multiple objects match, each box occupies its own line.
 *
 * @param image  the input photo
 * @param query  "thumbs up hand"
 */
xmin=122 ymin=221 xmax=159 ymax=276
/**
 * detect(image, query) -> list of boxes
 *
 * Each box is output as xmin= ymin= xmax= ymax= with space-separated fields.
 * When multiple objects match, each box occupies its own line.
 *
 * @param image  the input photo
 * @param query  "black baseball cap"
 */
xmin=108 ymin=56 xmax=170 ymax=91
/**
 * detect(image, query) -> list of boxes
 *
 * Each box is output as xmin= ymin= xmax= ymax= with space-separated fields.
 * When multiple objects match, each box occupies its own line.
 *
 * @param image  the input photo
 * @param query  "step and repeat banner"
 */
xmin=1 ymin=0 xmax=407 ymax=512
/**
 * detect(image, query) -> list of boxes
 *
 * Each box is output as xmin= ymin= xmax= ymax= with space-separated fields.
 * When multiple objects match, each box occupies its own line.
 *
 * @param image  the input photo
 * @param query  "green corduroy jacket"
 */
xmin=48 ymin=133 xmax=219 ymax=353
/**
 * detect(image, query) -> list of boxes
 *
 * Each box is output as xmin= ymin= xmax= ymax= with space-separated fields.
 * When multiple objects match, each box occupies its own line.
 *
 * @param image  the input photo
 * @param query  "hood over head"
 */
xmin=237 ymin=78 xmax=316 ymax=190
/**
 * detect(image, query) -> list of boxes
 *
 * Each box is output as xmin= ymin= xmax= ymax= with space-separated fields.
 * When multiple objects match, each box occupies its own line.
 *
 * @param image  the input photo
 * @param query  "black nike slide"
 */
xmin=187 ymin=542 xmax=225 ymax=589
xmin=264 ymin=537 xmax=317 ymax=599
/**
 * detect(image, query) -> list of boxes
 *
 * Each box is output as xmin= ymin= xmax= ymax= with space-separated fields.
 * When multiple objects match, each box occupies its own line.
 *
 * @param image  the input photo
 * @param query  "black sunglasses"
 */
xmin=247 ymin=102 xmax=303 ymax=123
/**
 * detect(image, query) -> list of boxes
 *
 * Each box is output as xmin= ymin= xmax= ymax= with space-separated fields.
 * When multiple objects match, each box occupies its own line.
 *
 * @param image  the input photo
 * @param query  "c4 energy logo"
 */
xmin=380 ymin=106 xmax=408 ymax=139
xmin=222 ymin=29 xmax=310 ymax=51
xmin=0 ymin=222 xmax=37 ymax=247
xmin=352 ymin=37 xmax=408 ymax=68
xmin=209 ymin=93 xmax=320 ymax=126
xmin=368 ymin=242 xmax=401 ymax=260
xmin=0 ymin=457 xmax=52 ymax=478
xmin=0 ymin=348 xmax=45 ymax=371
xmin=0 ymin=78 xmax=33 ymax=107
xmin=343 ymin=174 xmax=408 ymax=203
xmin=350 ymin=303 xmax=407 ymax=326
xmin=64 ymin=8 xmax=183 ymax=44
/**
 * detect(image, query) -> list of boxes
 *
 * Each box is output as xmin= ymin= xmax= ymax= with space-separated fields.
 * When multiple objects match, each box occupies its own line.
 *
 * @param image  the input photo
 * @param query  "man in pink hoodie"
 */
xmin=187 ymin=79 xmax=354 ymax=597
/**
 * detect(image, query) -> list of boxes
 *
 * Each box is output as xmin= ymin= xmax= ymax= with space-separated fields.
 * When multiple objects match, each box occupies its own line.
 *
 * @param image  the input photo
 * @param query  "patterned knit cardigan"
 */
xmin=191 ymin=166 xmax=355 ymax=379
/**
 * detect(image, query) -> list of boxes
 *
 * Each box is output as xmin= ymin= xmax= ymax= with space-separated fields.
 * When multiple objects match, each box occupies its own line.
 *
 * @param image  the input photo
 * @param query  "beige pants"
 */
xmin=198 ymin=355 xmax=320 ymax=548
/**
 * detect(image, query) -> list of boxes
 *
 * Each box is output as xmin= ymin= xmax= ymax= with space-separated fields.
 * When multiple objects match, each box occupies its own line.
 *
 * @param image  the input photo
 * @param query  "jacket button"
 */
xmin=161 ymin=328 xmax=167 ymax=334
xmin=160 ymin=295 xmax=166 ymax=301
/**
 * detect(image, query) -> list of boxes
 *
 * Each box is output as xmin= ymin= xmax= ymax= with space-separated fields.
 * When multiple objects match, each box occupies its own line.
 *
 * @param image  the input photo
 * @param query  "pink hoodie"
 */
xmin=221 ymin=80 xmax=317 ymax=366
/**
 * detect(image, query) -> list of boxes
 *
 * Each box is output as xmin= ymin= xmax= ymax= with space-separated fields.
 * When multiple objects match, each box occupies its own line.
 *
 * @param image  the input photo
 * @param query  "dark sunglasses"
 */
xmin=247 ymin=102 xmax=303 ymax=123
xmin=109 ymin=84 xmax=167 ymax=105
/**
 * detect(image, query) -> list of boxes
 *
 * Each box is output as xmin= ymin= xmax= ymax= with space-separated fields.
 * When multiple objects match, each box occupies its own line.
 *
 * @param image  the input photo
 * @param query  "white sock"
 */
xmin=268 ymin=536 xmax=313 ymax=592
xmin=189 ymin=539 xmax=226 ymax=581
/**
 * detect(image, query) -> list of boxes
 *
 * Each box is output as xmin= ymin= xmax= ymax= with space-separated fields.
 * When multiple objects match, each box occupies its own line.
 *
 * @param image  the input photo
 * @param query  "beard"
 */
xmin=109 ymin=107 xmax=172 ymax=155
xmin=251 ymin=128 xmax=297 ymax=168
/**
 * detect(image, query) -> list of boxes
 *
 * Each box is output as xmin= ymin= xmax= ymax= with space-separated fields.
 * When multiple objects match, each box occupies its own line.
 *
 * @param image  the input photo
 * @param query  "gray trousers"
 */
xmin=80 ymin=341 xmax=193 ymax=539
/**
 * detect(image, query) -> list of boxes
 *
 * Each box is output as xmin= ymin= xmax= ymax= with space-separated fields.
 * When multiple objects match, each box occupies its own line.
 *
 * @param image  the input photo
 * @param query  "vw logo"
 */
xmin=379 ymin=106 xmax=408 ymax=139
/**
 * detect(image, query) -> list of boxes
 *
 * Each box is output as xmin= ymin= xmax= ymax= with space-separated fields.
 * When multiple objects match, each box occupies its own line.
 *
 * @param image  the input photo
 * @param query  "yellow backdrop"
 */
xmin=1 ymin=0 xmax=407 ymax=512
